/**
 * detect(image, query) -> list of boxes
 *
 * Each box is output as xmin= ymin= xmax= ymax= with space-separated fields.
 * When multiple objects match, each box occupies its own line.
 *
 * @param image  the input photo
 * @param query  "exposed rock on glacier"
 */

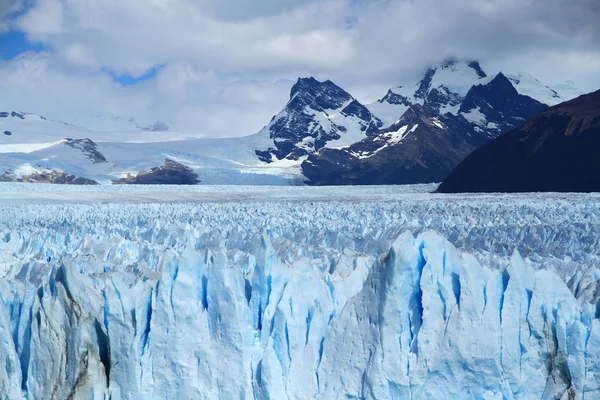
xmin=111 ymin=159 xmax=200 ymax=185
xmin=2 ymin=223 xmax=600 ymax=399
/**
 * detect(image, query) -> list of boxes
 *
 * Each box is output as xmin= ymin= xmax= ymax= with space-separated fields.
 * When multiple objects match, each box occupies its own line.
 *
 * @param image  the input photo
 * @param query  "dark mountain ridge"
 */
xmin=437 ymin=89 xmax=600 ymax=193
xmin=302 ymin=71 xmax=548 ymax=185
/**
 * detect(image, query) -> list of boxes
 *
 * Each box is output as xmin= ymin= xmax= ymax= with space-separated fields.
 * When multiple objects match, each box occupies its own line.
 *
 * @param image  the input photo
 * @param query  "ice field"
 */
xmin=1 ymin=183 xmax=600 ymax=399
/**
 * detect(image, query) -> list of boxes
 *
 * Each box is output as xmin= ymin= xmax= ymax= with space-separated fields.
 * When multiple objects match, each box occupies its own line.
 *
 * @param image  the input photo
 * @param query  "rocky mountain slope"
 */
xmin=302 ymin=62 xmax=551 ymax=185
xmin=438 ymin=89 xmax=600 ymax=193
xmin=0 ymin=59 xmax=580 ymax=185
xmin=255 ymin=77 xmax=383 ymax=162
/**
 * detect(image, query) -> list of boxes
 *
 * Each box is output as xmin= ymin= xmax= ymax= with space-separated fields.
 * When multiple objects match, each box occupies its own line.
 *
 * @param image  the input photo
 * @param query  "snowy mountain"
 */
xmin=0 ymin=110 xmax=188 ymax=145
xmin=439 ymin=89 xmax=600 ymax=192
xmin=255 ymin=77 xmax=383 ymax=162
xmin=0 ymin=60 xmax=582 ymax=185
xmin=0 ymin=109 xmax=305 ymax=185
xmin=57 ymin=113 xmax=170 ymax=133
xmin=367 ymin=60 xmax=571 ymax=129
xmin=302 ymin=60 xmax=556 ymax=185
xmin=2 ymin=185 xmax=600 ymax=398
xmin=0 ymin=77 xmax=386 ymax=185
xmin=366 ymin=60 xmax=490 ymax=127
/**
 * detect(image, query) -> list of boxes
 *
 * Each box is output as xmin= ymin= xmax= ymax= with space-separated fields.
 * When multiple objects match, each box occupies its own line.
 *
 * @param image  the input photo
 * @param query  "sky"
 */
xmin=0 ymin=0 xmax=599 ymax=137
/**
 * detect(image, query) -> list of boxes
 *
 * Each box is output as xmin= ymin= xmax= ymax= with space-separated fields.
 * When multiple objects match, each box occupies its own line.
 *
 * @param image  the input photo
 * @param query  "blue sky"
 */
xmin=102 ymin=65 xmax=164 ymax=86
xmin=0 ymin=26 xmax=158 ymax=85
xmin=0 ymin=0 xmax=598 ymax=136
xmin=0 ymin=30 xmax=46 ymax=60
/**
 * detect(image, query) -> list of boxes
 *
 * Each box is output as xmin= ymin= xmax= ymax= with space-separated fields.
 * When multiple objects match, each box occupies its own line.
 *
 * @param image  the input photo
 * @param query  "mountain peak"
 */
xmin=290 ymin=77 xmax=342 ymax=97
xmin=486 ymin=72 xmax=519 ymax=95
xmin=415 ymin=60 xmax=490 ymax=101
xmin=294 ymin=76 xmax=319 ymax=85
xmin=290 ymin=77 xmax=320 ymax=96
xmin=288 ymin=77 xmax=352 ymax=112
xmin=432 ymin=58 xmax=487 ymax=78
xmin=439 ymin=89 xmax=600 ymax=193
xmin=436 ymin=59 xmax=486 ymax=77
xmin=440 ymin=58 xmax=459 ymax=69
xmin=256 ymin=76 xmax=380 ymax=163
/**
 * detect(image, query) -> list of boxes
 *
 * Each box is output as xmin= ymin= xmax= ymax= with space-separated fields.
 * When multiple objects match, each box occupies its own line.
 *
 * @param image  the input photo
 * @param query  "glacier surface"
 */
xmin=1 ymin=184 xmax=600 ymax=399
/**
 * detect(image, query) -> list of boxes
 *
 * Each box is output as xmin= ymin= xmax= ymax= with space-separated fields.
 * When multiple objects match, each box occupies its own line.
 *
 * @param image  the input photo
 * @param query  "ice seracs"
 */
xmin=2 ymin=185 xmax=600 ymax=397
xmin=2 ymin=199 xmax=600 ymax=399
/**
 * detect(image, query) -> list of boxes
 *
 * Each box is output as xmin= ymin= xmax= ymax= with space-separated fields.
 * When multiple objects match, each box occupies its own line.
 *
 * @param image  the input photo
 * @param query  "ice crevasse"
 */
xmin=1 ymin=230 xmax=600 ymax=399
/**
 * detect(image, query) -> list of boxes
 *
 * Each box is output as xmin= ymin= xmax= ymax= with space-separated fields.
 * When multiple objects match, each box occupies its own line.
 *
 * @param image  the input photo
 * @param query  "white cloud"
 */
xmin=0 ymin=0 xmax=598 ymax=137
xmin=0 ymin=52 xmax=293 ymax=137
xmin=0 ymin=0 xmax=23 ymax=32
xmin=61 ymin=43 xmax=98 ymax=68
xmin=16 ymin=0 xmax=64 ymax=35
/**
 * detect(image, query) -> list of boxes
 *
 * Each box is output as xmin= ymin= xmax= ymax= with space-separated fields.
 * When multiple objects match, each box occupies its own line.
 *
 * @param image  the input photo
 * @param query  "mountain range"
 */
xmin=302 ymin=62 xmax=555 ymax=185
xmin=438 ymin=89 xmax=600 ymax=193
xmin=0 ymin=59 xmax=583 ymax=185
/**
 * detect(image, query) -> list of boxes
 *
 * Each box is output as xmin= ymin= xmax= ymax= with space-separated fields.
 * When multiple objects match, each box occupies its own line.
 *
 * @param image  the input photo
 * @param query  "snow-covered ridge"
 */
xmin=366 ymin=60 xmax=578 ymax=129
xmin=1 ymin=187 xmax=600 ymax=398
xmin=0 ymin=60 xmax=584 ymax=185
xmin=255 ymin=77 xmax=382 ymax=162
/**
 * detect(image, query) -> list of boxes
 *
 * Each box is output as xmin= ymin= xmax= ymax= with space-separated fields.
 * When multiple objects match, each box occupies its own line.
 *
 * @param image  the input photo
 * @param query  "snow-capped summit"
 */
xmin=504 ymin=72 xmax=581 ymax=106
xmin=458 ymin=72 xmax=548 ymax=140
xmin=367 ymin=60 xmax=492 ymax=127
xmin=255 ymin=77 xmax=382 ymax=163
xmin=416 ymin=59 xmax=489 ymax=99
xmin=288 ymin=77 xmax=353 ymax=111
xmin=439 ymin=88 xmax=600 ymax=193
xmin=303 ymin=61 xmax=555 ymax=185
xmin=0 ymin=59 xmax=585 ymax=186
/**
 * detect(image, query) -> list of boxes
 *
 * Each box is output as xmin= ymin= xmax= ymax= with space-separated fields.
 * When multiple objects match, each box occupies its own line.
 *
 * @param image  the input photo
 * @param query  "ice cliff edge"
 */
xmin=1 ymin=230 xmax=599 ymax=399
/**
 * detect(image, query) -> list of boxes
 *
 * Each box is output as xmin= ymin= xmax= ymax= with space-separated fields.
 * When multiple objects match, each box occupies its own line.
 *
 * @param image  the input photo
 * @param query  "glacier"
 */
xmin=1 ymin=184 xmax=600 ymax=399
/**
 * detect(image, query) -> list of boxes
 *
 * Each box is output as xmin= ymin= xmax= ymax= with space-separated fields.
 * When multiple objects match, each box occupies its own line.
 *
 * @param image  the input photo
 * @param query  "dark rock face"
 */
xmin=0 ymin=171 xmax=13 ymax=182
xmin=1 ymin=169 xmax=99 ymax=185
xmin=302 ymin=105 xmax=477 ymax=185
xmin=112 ymin=159 xmax=200 ymax=185
xmin=302 ymin=70 xmax=548 ymax=186
xmin=413 ymin=61 xmax=492 ymax=117
xmin=23 ymin=172 xmax=99 ymax=185
xmin=437 ymin=90 xmax=600 ymax=193
xmin=63 ymin=138 xmax=107 ymax=164
xmin=141 ymin=121 xmax=169 ymax=132
xmin=468 ymin=61 xmax=487 ymax=78
xmin=379 ymin=89 xmax=412 ymax=107
xmin=289 ymin=78 xmax=352 ymax=111
xmin=414 ymin=68 xmax=437 ymax=100
xmin=340 ymin=100 xmax=382 ymax=135
xmin=255 ymin=77 xmax=382 ymax=163
xmin=0 ymin=111 xmax=25 ymax=119
xmin=458 ymin=73 xmax=547 ymax=144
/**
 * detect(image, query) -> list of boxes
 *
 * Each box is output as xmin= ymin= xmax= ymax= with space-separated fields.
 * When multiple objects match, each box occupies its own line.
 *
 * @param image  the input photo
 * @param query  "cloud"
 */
xmin=0 ymin=51 xmax=294 ymax=136
xmin=0 ymin=0 xmax=24 ymax=32
xmin=0 ymin=0 xmax=599 ymax=137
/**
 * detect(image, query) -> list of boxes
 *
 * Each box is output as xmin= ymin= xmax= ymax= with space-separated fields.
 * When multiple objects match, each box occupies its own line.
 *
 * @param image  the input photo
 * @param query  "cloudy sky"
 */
xmin=0 ymin=0 xmax=599 ymax=137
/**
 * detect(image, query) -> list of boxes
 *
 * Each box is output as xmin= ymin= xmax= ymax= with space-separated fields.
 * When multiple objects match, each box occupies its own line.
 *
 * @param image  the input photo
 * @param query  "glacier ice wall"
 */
xmin=1 ymin=193 xmax=600 ymax=399
xmin=2 ymin=228 xmax=600 ymax=399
